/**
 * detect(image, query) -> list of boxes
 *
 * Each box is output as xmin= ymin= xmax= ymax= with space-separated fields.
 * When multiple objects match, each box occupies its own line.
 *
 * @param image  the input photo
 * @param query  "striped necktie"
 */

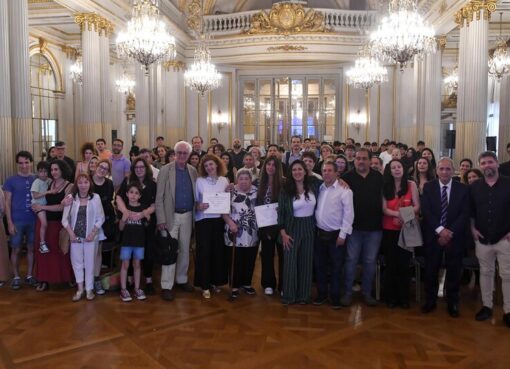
xmin=440 ymin=185 xmax=448 ymax=226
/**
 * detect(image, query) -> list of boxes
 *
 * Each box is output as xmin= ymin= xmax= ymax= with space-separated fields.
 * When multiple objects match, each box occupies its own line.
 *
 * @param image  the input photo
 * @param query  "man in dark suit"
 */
xmin=499 ymin=142 xmax=510 ymax=177
xmin=421 ymin=157 xmax=469 ymax=317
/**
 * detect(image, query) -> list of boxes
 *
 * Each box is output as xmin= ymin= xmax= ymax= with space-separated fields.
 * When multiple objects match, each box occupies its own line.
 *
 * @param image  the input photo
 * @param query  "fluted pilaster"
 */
xmin=81 ymin=23 xmax=102 ymax=142
xmin=0 ymin=0 xmax=13 ymax=182
xmin=455 ymin=5 xmax=491 ymax=163
xmin=135 ymin=66 xmax=149 ymax=148
xmin=498 ymin=75 xmax=510 ymax=159
xmin=423 ymin=43 xmax=443 ymax=156
xmin=8 ymin=0 xmax=31 ymax=154
xmin=100 ymin=34 xmax=111 ymax=140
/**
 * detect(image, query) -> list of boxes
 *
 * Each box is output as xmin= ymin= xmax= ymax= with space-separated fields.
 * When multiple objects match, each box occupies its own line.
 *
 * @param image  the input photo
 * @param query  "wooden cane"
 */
xmin=228 ymin=230 xmax=237 ymax=302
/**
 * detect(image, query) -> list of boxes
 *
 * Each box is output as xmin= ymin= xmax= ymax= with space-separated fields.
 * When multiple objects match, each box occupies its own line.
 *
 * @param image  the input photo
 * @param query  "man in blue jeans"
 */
xmin=313 ymin=162 xmax=354 ymax=309
xmin=3 ymin=151 xmax=37 ymax=290
xmin=341 ymin=148 xmax=383 ymax=306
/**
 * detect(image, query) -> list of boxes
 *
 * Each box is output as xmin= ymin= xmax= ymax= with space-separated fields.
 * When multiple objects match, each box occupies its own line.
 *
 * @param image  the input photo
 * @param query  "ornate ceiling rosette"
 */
xmin=247 ymin=2 xmax=328 ymax=36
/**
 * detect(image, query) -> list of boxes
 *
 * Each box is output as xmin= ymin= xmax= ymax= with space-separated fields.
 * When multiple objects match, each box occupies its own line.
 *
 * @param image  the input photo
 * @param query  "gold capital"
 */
xmin=437 ymin=35 xmax=447 ymax=50
xmin=61 ymin=45 xmax=78 ymax=60
xmin=454 ymin=0 xmax=497 ymax=27
xmin=74 ymin=13 xmax=115 ymax=36
xmin=163 ymin=60 xmax=186 ymax=72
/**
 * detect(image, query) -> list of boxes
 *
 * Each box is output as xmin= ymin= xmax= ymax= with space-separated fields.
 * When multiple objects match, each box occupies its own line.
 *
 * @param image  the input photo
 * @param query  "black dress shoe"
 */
xmin=503 ymin=313 xmax=510 ymax=328
xmin=475 ymin=306 xmax=493 ymax=321
xmin=161 ymin=289 xmax=174 ymax=301
xmin=421 ymin=301 xmax=436 ymax=314
xmin=386 ymin=301 xmax=397 ymax=309
xmin=313 ymin=295 xmax=328 ymax=306
xmin=447 ymin=304 xmax=460 ymax=318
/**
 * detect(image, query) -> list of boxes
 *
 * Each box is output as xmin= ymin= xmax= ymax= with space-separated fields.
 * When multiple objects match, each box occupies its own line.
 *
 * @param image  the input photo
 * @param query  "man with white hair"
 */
xmin=156 ymin=141 xmax=198 ymax=301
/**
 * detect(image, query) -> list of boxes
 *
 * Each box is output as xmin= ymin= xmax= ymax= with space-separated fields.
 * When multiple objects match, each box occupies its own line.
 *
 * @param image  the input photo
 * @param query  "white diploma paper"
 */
xmin=203 ymin=192 xmax=231 ymax=214
xmin=254 ymin=203 xmax=278 ymax=228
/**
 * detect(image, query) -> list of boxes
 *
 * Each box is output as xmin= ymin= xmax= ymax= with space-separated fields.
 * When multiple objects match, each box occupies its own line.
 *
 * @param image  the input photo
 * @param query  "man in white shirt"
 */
xmin=379 ymin=140 xmax=396 ymax=168
xmin=313 ymin=161 xmax=354 ymax=309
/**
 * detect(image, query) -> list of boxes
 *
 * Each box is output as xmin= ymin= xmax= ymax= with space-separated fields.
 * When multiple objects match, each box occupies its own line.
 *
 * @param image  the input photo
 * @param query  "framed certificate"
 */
xmin=203 ymin=192 xmax=231 ymax=214
xmin=254 ymin=203 xmax=278 ymax=228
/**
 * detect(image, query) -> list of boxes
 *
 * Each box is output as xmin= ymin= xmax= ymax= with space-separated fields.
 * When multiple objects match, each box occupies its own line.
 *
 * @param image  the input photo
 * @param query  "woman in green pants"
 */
xmin=278 ymin=160 xmax=319 ymax=305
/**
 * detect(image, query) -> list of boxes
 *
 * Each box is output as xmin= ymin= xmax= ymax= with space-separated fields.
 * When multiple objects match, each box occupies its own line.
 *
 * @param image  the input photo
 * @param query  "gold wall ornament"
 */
xmin=439 ymin=0 xmax=448 ymax=15
xmin=454 ymin=0 xmax=497 ymax=27
xmin=61 ymin=45 xmax=78 ymax=60
xmin=127 ymin=92 xmax=136 ymax=111
xmin=163 ymin=60 xmax=186 ymax=72
xmin=74 ymin=13 xmax=114 ymax=36
xmin=187 ymin=0 xmax=202 ymax=34
xmin=38 ymin=37 xmax=48 ymax=54
xmin=247 ymin=3 xmax=327 ymax=36
xmin=437 ymin=35 xmax=447 ymax=50
xmin=267 ymin=44 xmax=307 ymax=52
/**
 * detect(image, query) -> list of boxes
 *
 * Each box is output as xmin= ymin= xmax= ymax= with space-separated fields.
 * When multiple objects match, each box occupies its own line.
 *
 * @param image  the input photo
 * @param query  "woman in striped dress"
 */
xmin=278 ymin=160 xmax=318 ymax=305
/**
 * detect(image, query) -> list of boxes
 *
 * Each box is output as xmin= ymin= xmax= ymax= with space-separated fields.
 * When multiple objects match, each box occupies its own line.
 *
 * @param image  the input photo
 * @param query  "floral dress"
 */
xmin=224 ymin=185 xmax=259 ymax=247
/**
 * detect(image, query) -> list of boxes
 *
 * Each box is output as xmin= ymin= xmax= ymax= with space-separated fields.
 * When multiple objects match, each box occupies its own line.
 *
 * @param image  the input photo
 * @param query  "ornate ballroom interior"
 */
xmin=0 ymin=0 xmax=509 ymax=183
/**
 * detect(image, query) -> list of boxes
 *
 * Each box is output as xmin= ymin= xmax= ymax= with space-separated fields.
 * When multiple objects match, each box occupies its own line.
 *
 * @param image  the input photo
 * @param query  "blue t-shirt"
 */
xmin=3 ymin=174 xmax=37 ymax=223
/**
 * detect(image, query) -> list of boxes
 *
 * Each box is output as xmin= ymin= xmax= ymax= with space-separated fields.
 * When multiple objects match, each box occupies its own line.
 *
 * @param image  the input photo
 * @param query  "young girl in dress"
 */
xmin=119 ymin=183 xmax=149 ymax=302
xmin=31 ymin=161 xmax=52 ymax=254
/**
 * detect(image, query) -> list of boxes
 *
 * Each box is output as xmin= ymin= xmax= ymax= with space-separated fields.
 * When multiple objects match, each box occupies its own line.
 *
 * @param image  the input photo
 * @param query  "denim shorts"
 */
xmin=10 ymin=221 xmax=35 ymax=248
xmin=120 ymin=246 xmax=144 ymax=261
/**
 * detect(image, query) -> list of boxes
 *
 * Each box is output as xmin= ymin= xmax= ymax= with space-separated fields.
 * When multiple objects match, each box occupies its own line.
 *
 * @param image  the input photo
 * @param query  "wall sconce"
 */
xmin=349 ymin=109 xmax=366 ymax=134
xmin=212 ymin=108 xmax=228 ymax=133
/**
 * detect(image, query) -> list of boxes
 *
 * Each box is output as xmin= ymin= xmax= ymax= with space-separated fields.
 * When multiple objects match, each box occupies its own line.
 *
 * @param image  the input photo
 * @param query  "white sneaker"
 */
xmin=264 ymin=287 xmax=274 ymax=296
xmin=39 ymin=242 xmax=50 ymax=254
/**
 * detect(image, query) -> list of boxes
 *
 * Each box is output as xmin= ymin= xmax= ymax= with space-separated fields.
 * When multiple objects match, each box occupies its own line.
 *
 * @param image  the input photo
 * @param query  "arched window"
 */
xmin=30 ymin=53 xmax=58 ymax=161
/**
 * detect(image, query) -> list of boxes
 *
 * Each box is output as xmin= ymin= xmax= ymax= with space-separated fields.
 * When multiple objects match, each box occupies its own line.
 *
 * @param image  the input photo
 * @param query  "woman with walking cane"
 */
xmin=223 ymin=169 xmax=259 ymax=299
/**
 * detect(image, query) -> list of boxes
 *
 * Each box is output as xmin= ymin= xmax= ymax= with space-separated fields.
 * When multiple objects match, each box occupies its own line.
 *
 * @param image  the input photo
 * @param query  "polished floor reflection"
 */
xmin=0 ymin=258 xmax=509 ymax=369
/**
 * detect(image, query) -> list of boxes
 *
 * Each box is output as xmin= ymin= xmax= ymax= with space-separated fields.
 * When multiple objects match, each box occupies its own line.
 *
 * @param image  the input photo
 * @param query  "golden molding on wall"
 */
xmin=454 ymin=0 xmax=497 ymax=27
xmin=61 ymin=45 xmax=78 ymax=60
xmin=74 ymin=13 xmax=115 ymax=36
xmin=163 ymin=60 xmax=186 ymax=72
xmin=247 ymin=3 xmax=328 ymax=36
xmin=187 ymin=0 xmax=202 ymax=34
xmin=267 ymin=44 xmax=307 ymax=52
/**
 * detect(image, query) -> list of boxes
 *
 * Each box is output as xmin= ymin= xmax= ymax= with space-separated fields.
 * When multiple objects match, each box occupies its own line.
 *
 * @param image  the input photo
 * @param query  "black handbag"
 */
xmin=155 ymin=230 xmax=178 ymax=265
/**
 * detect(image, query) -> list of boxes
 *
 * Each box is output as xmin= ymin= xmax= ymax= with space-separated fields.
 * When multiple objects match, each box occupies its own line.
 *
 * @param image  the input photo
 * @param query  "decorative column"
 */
xmin=498 ymin=75 xmax=510 ymax=159
xmin=454 ymin=1 xmax=495 ymax=163
xmin=99 ymin=21 xmax=113 ymax=141
xmin=163 ymin=60 xmax=186 ymax=144
xmin=422 ymin=36 xmax=446 ymax=156
xmin=0 ymin=0 xmax=13 ymax=181
xmin=135 ymin=66 xmax=150 ymax=148
xmin=8 ymin=0 xmax=31 ymax=153
xmin=75 ymin=13 xmax=111 ymax=144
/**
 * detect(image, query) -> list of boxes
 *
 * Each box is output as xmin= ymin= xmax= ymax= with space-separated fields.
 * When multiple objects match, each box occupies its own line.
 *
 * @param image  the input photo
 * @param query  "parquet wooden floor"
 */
xmin=1 ymin=257 xmax=509 ymax=369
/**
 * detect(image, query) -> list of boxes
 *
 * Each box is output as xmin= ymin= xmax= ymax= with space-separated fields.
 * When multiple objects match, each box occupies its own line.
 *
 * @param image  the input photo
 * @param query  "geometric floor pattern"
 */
xmin=1 ymin=259 xmax=509 ymax=369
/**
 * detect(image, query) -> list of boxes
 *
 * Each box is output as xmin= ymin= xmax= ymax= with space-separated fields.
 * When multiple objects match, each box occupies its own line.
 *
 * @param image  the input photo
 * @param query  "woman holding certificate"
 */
xmin=278 ymin=160 xmax=318 ymax=305
xmin=222 ymin=169 xmax=259 ymax=298
xmin=382 ymin=159 xmax=420 ymax=309
xmin=256 ymin=156 xmax=285 ymax=296
xmin=194 ymin=154 xmax=230 ymax=299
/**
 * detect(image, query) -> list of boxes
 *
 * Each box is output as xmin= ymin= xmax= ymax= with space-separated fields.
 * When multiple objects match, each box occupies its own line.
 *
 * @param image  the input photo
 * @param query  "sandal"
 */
xmin=36 ymin=282 xmax=49 ymax=292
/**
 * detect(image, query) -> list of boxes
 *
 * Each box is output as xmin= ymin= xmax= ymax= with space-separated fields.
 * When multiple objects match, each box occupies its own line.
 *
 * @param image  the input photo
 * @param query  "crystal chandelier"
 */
xmin=116 ymin=0 xmax=176 ymax=73
xmin=115 ymin=70 xmax=136 ymax=94
xmin=69 ymin=56 xmax=83 ymax=85
xmin=184 ymin=40 xmax=222 ymax=96
xmin=443 ymin=66 xmax=458 ymax=92
xmin=488 ymin=13 xmax=510 ymax=82
xmin=346 ymin=47 xmax=388 ymax=90
xmin=370 ymin=0 xmax=436 ymax=70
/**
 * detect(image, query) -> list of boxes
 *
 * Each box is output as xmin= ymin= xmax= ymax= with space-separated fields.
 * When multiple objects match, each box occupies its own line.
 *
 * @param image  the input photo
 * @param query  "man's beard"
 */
xmin=484 ymin=167 xmax=496 ymax=178
xmin=112 ymin=149 xmax=121 ymax=154
xmin=233 ymin=144 xmax=241 ymax=149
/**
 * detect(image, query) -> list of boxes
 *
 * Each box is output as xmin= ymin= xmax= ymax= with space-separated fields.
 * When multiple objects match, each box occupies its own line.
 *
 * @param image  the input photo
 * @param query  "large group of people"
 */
xmin=1 ymin=135 xmax=510 ymax=329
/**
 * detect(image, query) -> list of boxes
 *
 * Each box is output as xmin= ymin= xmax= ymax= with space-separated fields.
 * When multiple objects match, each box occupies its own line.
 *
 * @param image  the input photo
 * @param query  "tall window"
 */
xmin=30 ymin=53 xmax=58 ymax=160
xmin=239 ymin=75 xmax=340 ymax=147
